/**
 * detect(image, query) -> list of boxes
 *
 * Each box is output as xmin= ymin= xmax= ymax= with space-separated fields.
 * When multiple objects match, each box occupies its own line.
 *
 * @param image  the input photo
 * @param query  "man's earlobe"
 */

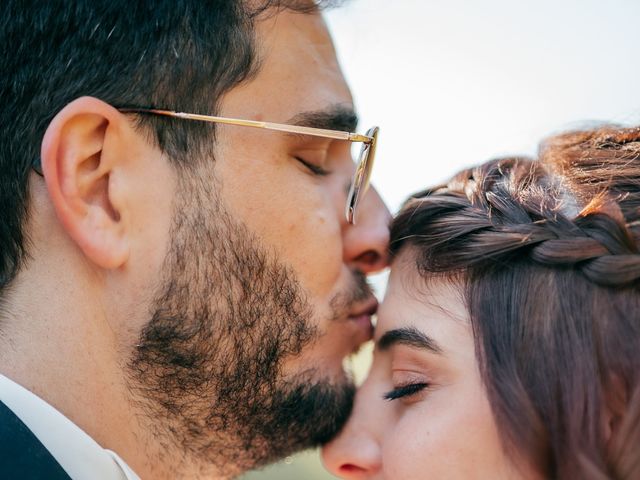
xmin=41 ymin=96 xmax=130 ymax=269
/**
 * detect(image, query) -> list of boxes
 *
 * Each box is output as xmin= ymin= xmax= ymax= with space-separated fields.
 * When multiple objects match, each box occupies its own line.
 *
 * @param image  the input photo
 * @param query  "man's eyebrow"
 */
xmin=377 ymin=327 xmax=443 ymax=354
xmin=286 ymin=105 xmax=359 ymax=133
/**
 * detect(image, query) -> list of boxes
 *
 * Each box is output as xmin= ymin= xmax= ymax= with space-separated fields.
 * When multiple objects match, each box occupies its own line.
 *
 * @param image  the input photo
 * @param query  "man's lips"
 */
xmin=347 ymin=298 xmax=378 ymax=345
xmin=349 ymin=298 xmax=379 ymax=319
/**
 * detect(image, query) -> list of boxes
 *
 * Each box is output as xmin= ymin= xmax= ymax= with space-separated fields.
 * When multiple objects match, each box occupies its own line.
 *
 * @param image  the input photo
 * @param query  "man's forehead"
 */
xmin=257 ymin=8 xmax=335 ymax=52
xmin=220 ymin=10 xmax=354 ymax=123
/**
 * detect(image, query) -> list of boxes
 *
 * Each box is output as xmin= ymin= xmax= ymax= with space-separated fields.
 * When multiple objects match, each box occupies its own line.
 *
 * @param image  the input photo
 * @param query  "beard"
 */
xmin=127 ymin=172 xmax=370 ymax=477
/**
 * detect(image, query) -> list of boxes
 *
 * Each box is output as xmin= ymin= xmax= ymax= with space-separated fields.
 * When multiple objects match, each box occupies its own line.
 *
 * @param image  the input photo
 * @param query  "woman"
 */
xmin=322 ymin=126 xmax=640 ymax=479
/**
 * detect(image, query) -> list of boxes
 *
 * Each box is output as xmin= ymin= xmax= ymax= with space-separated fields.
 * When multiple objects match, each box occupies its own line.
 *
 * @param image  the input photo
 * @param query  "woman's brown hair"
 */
xmin=390 ymin=126 xmax=640 ymax=479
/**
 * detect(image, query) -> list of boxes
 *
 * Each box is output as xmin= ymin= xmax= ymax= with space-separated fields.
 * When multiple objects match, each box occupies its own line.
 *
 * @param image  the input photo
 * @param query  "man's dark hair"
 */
xmin=390 ymin=126 xmax=640 ymax=479
xmin=0 ymin=0 xmax=340 ymax=290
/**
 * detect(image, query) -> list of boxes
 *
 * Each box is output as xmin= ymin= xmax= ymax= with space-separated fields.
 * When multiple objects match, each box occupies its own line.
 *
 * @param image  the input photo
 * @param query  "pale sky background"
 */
xmin=245 ymin=1 xmax=640 ymax=478
xmin=327 ymin=0 xmax=640 ymax=214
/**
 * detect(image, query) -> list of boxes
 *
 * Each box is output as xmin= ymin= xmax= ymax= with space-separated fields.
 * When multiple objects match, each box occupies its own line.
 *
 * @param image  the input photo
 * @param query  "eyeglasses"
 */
xmin=118 ymin=108 xmax=379 ymax=225
xmin=33 ymin=108 xmax=379 ymax=224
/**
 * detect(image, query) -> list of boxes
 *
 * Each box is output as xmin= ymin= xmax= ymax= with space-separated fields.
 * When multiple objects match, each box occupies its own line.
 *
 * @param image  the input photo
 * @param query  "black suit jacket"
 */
xmin=0 ymin=400 xmax=72 ymax=479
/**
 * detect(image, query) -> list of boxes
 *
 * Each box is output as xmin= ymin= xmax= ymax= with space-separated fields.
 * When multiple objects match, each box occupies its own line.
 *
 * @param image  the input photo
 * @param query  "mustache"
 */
xmin=329 ymin=271 xmax=375 ymax=322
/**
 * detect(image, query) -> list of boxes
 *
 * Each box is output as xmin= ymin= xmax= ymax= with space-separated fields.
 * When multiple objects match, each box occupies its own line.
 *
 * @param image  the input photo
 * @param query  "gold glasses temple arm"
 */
xmin=119 ymin=108 xmax=373 ymax=144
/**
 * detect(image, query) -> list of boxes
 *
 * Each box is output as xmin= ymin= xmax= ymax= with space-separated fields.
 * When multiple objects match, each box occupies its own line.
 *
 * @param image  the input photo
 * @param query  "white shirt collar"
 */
xmin=0 ymin=374 xmax=140 ymax=480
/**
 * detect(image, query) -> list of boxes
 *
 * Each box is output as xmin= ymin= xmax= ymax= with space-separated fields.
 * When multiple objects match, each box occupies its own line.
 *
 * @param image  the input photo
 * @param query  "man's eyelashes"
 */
xmin=294 ymin=156 xmax=331 ymax=176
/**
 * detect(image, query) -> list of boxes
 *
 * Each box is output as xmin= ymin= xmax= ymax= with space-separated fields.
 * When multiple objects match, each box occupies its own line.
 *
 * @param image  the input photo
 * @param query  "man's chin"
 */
xmin=243 ymin=375 xmax=356 ymax=469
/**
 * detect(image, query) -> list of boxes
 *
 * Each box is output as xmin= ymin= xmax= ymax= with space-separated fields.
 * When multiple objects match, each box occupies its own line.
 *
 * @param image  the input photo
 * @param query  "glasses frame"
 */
xmin=119 ymin=108 xmax=379 ymax=224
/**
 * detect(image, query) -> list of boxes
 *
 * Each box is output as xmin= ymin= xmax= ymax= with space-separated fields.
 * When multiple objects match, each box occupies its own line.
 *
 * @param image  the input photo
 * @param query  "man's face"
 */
xmin=217 ymin=10 xmax=390 ymax=384
xmin=128 ymin=11 xmax=390 ymax=477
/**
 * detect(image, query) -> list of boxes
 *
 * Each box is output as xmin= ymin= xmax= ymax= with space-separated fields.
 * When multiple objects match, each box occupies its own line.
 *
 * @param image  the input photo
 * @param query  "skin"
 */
xmin=218 ymin=12 xmax=389 ymax=377
xmin=322 ymin=254 xmax=540 ymax=480
xmin=0 ymin=10 xmax=389 ymax=480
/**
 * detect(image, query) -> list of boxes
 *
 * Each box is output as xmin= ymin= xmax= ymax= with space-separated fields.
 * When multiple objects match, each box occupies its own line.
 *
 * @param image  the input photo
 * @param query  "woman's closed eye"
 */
xmin=383 ymin=366 xmax=433 ymax=404
xmin=383 ymin=382 xmax=430 ymax=401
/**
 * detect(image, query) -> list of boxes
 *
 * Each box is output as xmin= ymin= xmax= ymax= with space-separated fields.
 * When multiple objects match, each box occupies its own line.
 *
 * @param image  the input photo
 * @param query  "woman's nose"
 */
xmin=322 ymin=431 xmax=381 ymax=479
xmin=321 ymin=384 xmax=383 ymax=479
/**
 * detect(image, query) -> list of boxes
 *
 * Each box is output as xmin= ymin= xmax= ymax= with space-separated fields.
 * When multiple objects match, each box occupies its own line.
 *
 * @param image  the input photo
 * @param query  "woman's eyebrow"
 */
xmin=377 ymin=326 xmax=443 ymax=354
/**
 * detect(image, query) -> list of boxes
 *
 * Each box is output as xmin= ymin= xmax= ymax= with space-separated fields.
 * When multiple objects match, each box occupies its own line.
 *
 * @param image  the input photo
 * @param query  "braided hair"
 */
xmin=391 ymin=126 xmax=640 ymax=479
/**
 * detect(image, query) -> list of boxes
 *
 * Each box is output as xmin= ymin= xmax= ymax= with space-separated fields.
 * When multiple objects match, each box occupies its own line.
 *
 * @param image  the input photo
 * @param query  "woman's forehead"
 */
xmin=376 ymin=258 xmax=469 ymax=345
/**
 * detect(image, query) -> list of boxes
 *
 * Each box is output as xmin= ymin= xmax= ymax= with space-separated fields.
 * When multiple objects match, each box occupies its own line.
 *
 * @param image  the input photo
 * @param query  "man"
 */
xmin=0 ymin=1 xmax=390 ymax=479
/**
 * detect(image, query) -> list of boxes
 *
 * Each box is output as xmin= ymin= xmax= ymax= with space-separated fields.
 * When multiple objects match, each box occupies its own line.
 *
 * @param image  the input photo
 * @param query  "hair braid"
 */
xmin=392 ymin=151 xmax=640 ymax=288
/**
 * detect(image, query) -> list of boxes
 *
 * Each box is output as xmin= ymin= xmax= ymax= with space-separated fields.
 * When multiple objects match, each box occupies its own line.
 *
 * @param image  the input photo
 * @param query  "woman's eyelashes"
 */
xmin=383 ymin=359 xmax=434 ymax=403
xmin=383 ymin=382 xmax=429 ymax=401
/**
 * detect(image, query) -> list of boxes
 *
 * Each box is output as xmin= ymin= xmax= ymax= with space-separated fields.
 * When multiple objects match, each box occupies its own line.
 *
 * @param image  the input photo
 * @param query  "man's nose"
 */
xmin=321 ymin=382 xmax=383 ymax=479
xmin=344 ymin=185 xmax=391 ymax=274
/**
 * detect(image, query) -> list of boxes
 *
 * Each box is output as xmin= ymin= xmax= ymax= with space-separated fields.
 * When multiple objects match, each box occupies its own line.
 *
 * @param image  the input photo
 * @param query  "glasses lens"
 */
xmin=345 ymin=126 xmax=379 ymax=224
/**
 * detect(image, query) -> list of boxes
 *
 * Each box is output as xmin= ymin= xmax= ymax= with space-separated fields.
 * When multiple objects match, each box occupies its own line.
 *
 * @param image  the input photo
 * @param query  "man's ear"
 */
xmin=41 ymin=96 xmax=130 ymax=269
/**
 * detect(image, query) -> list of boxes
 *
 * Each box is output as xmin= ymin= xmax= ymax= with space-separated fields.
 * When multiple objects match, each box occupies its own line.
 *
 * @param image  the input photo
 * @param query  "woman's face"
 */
xmin=322 ymin=255 xmax=538 ymax=480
